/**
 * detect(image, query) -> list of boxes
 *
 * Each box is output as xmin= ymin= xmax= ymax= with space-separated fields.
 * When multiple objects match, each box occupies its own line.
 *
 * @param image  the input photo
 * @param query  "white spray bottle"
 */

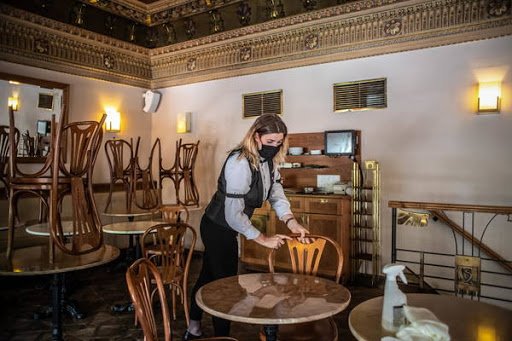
xmin=381 ymin=263 xmax=408 ymax=332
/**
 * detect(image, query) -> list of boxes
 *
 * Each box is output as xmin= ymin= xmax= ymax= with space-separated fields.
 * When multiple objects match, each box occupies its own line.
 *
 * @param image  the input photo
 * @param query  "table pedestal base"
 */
xmin=263 ymin=325 xmax=278 ymax=341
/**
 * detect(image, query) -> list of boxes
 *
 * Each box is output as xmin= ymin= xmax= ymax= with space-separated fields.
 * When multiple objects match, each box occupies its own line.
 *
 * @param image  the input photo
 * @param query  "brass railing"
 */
xmin=389 ymin=201 xmax=512 ymax=305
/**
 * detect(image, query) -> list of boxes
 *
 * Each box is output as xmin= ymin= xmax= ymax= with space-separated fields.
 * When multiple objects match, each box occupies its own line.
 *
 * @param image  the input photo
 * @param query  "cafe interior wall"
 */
xmin=152 ymin=35 xmax=512 ymax=261
xmin=0 ymin=36 xmax=510 ymax=268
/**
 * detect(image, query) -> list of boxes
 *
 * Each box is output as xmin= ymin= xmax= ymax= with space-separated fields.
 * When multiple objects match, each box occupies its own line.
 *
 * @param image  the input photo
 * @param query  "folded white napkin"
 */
xmin=380 ymin=306 xmax=450 ymax=341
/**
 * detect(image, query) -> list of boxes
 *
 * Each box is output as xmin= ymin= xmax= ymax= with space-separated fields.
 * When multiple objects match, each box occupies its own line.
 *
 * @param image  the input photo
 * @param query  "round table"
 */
xmin=25 ymin=221 xmax=74 ymax=236
xmin=0 ymin=244 xmax=119 ymax=340
xmin=196 ymin=272 xmax=351 ymax=341
xmin=349 ymin=294 xmax=512 ymax=341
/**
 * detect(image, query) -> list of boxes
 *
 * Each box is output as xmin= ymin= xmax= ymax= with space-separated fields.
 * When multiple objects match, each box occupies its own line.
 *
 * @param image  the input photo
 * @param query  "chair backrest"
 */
xmin=176 ymin=139 xmax=200 ymax=172
xmin=0 ymin=125 xmax=19 ymax=187
xmin=159 ymin=204 xmax=189 ymax=224
xmin=141 ymin=222 xmax=197 ymax=284
xmin=50 ymin=115 xmax=106 ymax=255
xmin=268 ymin=233 xmax=344 ymax=283
xmin=104 ymin=138 xmax=135 ymax=180
xmin=126 ymin=258 xmax=172 ymax=341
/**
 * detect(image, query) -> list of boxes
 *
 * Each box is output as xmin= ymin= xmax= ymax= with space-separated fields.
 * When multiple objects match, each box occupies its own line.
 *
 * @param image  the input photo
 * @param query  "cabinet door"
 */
xmin=273 ymin=213 xmax=345 ymax=279
xmin=287 ymin=195 xmax=305 ymax=213
xmin=305 ymin=197 xmax=344 ymax=215
xmin=240 ymin=213 xmax=270 ymax=267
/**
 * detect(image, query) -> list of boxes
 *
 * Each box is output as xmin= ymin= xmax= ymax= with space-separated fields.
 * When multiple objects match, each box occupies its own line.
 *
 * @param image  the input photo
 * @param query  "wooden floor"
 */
xmin=0 ymin=250 xmax=390 ymax=340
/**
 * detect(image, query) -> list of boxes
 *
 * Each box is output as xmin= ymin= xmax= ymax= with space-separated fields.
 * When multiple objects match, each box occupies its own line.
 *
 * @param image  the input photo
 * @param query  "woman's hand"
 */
xmin=286 ymin=219 xmax=312 ymax=244
xmin=254 ymin=233 xmax=292 ymax=250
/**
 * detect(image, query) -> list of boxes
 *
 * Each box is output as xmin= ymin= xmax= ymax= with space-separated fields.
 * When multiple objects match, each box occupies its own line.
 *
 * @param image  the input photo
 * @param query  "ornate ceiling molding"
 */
xmin=0 ymin=5 xmax=151 ymax=88
xmin=0 ymin=0 xmax=511 ymax=89
xmin=82 ymin=0 xmax=244 ymax=26
xmin=150 ymin=0 xmax=512 ymax=87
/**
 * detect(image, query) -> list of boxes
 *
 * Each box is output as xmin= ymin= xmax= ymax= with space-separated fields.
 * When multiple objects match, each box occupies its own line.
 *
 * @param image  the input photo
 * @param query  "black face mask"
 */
xmin=258 ymin=144 xmax=280 ymax=161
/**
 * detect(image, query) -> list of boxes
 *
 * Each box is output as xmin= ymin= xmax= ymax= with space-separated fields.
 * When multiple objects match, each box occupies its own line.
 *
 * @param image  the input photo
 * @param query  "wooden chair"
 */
xmin=160 ymin=204 xmax=189 ymax=224
xmin=6 ymin=108 xmax=56 ymax=258
xmin=140 ymin=222 xmax=196 ymax=326
xmin=104 ymin=138 xmax=137 ymax=211
xmin=265 ymin=233 xmax=344 ymax=341
xmin=49 ymin=114 xmax=106 ymax=256
xmin=160 ymin=139 xmax=200 ymax=207
xmin=0 ymin=125 xmax=19 ymax=198
xmin=126 ymin=258 xmax=238 ymax=341
xmin=132 ymin=138 xmax=161 ymax=211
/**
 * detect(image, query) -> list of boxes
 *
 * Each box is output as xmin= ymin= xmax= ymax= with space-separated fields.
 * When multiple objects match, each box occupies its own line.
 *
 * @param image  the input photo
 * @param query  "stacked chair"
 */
xmin=6 ymin=105 xmax=106 ymax=260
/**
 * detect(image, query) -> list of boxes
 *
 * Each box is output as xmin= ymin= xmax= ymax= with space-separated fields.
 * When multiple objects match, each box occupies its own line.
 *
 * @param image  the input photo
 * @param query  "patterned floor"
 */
xmin=0 ymin=251 xmax=388 ymax=340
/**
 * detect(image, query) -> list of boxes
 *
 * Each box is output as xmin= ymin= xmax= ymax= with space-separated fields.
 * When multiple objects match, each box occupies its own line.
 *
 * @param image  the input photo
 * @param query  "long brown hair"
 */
xmin=232 ymin=114 xmax=289 ymax=170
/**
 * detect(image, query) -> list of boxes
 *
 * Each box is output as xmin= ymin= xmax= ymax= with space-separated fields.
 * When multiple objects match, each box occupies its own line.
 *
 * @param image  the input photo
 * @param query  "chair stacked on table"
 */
xmin=6 ymin=105 xmax=106 ymax=260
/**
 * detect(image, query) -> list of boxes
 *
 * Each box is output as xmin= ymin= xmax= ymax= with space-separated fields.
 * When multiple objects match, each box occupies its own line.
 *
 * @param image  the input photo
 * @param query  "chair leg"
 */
xmin=6 ymin=192 xmax=15 ymax=259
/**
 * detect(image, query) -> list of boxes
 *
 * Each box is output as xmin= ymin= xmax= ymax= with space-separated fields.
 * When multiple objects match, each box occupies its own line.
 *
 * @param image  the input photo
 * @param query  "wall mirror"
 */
xmin=0 ymin=72 xmax=69 ymax=163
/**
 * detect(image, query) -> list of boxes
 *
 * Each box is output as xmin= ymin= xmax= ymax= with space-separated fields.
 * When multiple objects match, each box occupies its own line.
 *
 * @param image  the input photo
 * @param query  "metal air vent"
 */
xmin=333 ymin=78 xmax=387 ymax=112
xmin=243 ymin=89 xmax=282 ymax=118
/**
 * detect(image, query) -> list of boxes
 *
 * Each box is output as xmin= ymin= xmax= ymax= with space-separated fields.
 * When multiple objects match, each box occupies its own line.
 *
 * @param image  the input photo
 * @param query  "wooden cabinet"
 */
xmin=240 ymin=194 xmax=351 ymax=280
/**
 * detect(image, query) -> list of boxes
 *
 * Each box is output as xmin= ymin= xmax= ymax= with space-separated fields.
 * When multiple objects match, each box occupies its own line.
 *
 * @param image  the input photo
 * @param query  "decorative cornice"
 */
xmin=150 ymin=0 xmax=512 ymax=87
xmin=0 ymin=0 xmax=511 ymax=89
xmin=0 ymin=5 xmax=151 ymax=88
xmin=83 ymin=0 xmax=245 ymax=26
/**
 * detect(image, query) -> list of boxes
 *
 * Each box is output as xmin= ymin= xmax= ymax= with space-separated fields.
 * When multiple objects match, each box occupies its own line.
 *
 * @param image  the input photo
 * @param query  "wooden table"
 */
xmin=0 ymin=244 xmax=119 ymax=341
xmin=349 ymin=294 xmax=512 ymax=341
xmin=196 ymin=272 xmax=351 ymax=341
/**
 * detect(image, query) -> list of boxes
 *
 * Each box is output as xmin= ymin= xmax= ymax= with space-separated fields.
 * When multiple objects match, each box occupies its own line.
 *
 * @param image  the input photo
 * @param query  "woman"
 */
xmin=183 ymin=113 xmax=309 ymax=340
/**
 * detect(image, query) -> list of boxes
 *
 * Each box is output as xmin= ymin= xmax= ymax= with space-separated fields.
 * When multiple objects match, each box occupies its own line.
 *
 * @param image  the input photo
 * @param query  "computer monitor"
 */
xmin=37 ymin=120 xmax=51 ymax=135
xmin=324 ymin=130 xmax=356 ymax=156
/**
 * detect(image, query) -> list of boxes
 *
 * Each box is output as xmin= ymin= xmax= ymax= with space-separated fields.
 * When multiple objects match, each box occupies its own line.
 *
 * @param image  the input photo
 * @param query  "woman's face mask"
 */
xmin=256 ymin=133 xmax=284 ymax=160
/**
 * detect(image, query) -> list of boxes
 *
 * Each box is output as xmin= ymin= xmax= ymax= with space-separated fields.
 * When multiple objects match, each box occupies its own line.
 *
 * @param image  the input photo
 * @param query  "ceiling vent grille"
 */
xmin=333 ymin=78 xmax=387 ymax=112
xmin=243 ymin=89 xmax=282 ymax=117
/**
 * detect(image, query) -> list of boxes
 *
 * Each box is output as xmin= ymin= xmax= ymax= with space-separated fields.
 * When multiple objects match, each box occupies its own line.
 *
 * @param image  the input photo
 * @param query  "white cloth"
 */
xmin=381 ymin=306 xmax=450 ymax=341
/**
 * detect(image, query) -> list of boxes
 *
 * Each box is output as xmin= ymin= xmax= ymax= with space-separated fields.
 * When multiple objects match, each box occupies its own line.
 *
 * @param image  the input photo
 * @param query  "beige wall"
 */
xmin=1 ymin=37 xmax=511 ymax=293
xmin=151 ymin=36 xmax=512 ymax=266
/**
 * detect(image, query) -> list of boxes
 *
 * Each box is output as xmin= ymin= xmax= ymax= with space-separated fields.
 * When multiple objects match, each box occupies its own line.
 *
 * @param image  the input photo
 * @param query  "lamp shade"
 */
xmin=177 ymin=112 xmax=191 ymax=133
xmin=478 ymin=81 xmax=501 ymax=113
xmin=8 ymin=96 xmax=19 ymax=110
xmin=105 ymin=108 xmax=121 ymax=132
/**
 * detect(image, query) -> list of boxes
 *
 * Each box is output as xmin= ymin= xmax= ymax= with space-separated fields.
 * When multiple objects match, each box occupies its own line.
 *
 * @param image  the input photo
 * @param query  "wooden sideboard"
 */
xmin=240 ymin=193 xmax=352 ymax=280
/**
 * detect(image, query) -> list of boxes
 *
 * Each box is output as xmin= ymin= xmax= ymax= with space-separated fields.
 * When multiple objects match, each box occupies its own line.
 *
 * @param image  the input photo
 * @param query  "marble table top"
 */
xmin=102 ymin=220 xmax=163 ymax=235
xmin=25 ymin=221 xmax=74 ymax=236
xmin=102 ymin=206 xmax=158 ymax=218
xmin=349 ymin=294 xmax=512 ymax=341
xmin=0 ymin=244 xmax=120 ymax=276
xmin=196 ymin=272 xmax=351 ymax=325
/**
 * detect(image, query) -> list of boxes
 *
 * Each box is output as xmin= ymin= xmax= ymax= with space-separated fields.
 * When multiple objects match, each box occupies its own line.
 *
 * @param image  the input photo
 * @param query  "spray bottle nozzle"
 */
xmin=382 ymin=263 xmax=408 ymax=284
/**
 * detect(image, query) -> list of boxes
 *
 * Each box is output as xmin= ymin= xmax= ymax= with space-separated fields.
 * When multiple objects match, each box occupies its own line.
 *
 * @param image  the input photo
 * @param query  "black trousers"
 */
xmin=189 ymin=215 xmax=239 ymax=336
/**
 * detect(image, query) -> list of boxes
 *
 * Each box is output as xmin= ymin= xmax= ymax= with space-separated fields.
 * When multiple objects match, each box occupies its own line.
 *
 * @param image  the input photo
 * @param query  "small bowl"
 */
xmin=310 ymin=150 xmax=322 ymax=155
xmin=288 ymin=147 xmax=304 ymax=155
xmin=303 ymin=186 xmax=315 ymax=194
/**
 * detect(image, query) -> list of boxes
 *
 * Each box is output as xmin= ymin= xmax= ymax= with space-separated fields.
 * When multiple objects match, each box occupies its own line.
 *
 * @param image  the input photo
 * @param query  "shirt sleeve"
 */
xmin=224 ymin=154 xmax=261 ymax=240
xmin=268 ymin=167 xmax=292 ymax=220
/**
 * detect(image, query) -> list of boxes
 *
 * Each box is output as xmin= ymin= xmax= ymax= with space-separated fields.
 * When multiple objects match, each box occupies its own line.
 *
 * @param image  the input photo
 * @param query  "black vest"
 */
xmin=204 ymin=153 xmax=274 ymax=230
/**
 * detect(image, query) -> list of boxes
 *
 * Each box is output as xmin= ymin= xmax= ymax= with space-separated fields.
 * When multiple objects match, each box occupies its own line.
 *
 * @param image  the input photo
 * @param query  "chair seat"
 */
xmin=10 ymin=176 xmax=72 ymax=187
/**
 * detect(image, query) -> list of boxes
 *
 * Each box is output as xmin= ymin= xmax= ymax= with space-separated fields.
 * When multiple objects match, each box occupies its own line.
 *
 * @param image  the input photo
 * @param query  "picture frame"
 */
xmin=38 ymin=93 xmax=54 ymax=110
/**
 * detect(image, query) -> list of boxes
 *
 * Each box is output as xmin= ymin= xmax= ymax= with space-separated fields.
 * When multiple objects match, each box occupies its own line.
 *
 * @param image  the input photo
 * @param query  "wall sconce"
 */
xmin=177 ymin=112 xmax=191 ymax=133
xmin=105 ymin=108 xmax=121 ymax=133
xmin=8 ymin=96 xmax=19 ymax=111
xmin=477 ymin=81 xmax=501 ymax=113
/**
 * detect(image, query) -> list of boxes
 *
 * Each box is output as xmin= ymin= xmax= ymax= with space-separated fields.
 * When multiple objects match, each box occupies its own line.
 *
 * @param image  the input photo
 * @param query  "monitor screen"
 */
xmin=324 ymin=130 xmax=356 ymax=156
xmin=37 ymin=120 xmax=51 ymax=135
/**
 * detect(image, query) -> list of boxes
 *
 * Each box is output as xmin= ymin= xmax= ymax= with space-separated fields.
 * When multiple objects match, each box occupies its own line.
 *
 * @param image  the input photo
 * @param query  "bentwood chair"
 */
xmin=0 ymin=125 xmax=19 ymax=198
xmin=132 ymin=138 xmax=161 ymax=211
xmin=49 ymin=114 xmax=106 ymax=256
xmin=160 ymin=139 xmax=200 ymax=207
xmin=140 ymin=222 xmax=196 ymax=326
xmin=6 ymin=108 xmax=57 ymax=258
xmin=126 ymin=258 xmax=238 ymax=341
xmin=104 ymin=138 xmax=137 ymax=211
xmin=266 ymin=233 xmax=344 ymax=341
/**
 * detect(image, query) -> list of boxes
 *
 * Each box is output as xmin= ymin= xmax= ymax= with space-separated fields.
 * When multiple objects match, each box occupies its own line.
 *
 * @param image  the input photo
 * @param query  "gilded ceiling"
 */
xmin=0 ymin=0 xmax=511 ymax=88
